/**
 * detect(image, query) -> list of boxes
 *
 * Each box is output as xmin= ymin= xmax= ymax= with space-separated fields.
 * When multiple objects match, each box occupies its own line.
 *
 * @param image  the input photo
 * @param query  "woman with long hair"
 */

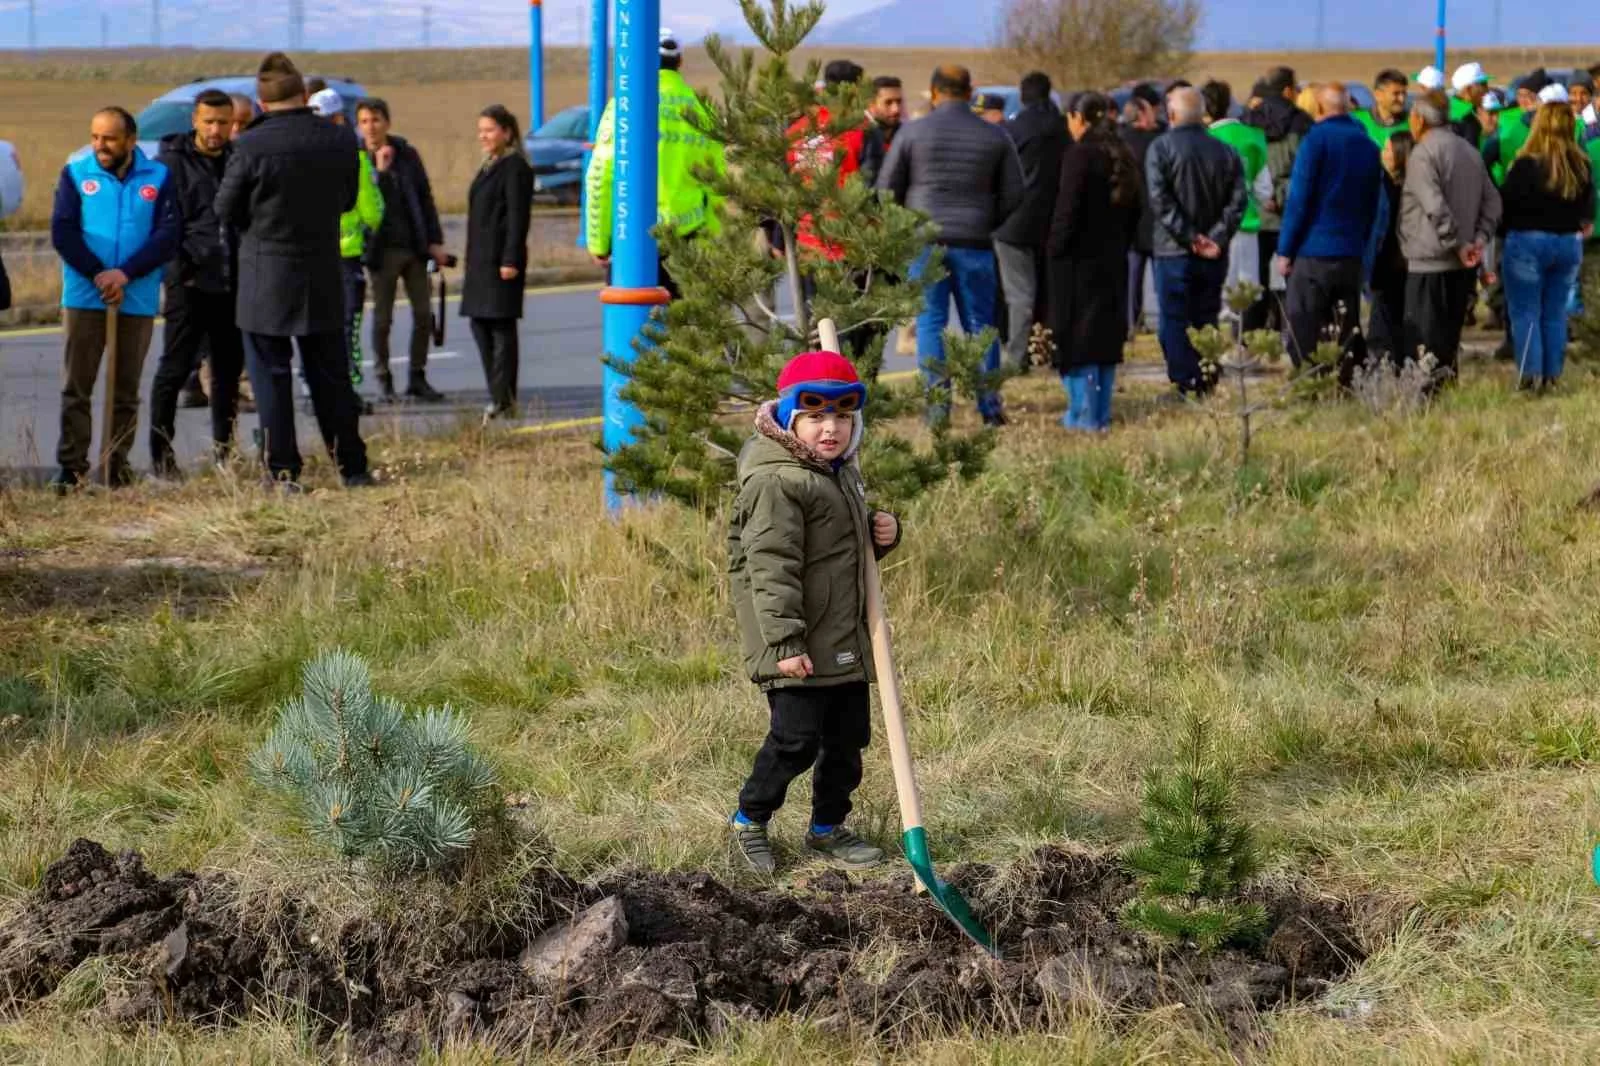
xmin=461 ymin=104 xmax=534 ymax=420
xmin=1366 ymin=130 xmax=1413 ymax=365
xmin=1046 ymin=91 xmax=1142 ymax=432
xmin=1500 ymin=101 xmax=1596 ymax=390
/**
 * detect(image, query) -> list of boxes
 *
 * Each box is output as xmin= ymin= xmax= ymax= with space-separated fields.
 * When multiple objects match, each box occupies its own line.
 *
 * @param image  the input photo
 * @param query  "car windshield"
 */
xmin=135 ymin=100 xmax=194 ymax=142
xmin=533 ymin=108 xmax=588 ymax=140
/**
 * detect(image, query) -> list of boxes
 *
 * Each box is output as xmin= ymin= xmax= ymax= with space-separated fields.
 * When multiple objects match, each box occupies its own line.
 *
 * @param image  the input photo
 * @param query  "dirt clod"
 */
xmin=0 ymin=839 xmax=1371 ymax=1058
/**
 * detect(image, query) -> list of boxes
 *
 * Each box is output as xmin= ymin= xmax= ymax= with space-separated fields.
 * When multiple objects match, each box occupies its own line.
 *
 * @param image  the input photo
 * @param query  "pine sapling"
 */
xmin=251 ymin=650 xmax=501 ymax=873
xmin=603 ymin=0 xmax=1003 ymax=511
xmin=1121 ymin=713 xmax=1267 ymax=951
xmin=1187 ymin=281 xmax=1283 ymax=467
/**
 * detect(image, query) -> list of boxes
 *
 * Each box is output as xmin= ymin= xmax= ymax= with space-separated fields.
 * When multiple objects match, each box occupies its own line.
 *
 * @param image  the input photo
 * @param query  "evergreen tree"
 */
xmin=251 ymin=651 xmax=501 ymax=873
xmin=605 ymin=0 xmax=1003 ymax=510
xmin=1121 ymin=713 xmax=1267 ymax=950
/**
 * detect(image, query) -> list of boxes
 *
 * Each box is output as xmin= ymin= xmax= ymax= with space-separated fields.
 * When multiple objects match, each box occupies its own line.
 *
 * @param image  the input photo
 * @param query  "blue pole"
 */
xmin=579 ymin=0 xmax=608 ymax=249
xmin=599 ymin=0 xmax=663 ymax=511
xmin=1435 ymin=0 xmax=1446 ymax=76
xmin=529 ymin=0 xmax=545 ymax=132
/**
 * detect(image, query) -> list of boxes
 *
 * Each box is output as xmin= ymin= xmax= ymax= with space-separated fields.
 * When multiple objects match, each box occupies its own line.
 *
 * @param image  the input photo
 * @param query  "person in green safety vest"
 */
xmin=584 ymin=28 xmax=726 ymax=299
xmin=1449 ymin=62 xmax=1495 ymax=144
xmin=1202 ymin=80 xmax=1272 ymax=298
xmin=1487 ymin=75 xmax=1589 ymax=184
xmin=312 ymin=88 xmax=384 ymax=396
xmin=1354 ymin=68 xmax=1411 ymax=147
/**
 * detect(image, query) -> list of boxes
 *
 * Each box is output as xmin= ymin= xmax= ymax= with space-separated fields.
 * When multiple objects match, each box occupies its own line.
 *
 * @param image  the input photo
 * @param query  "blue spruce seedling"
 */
xmin=251 ymin=651 xmax=500 ymax=872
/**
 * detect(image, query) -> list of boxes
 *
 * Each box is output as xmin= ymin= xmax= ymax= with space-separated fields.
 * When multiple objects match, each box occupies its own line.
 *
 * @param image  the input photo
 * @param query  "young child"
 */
xmin=727 ymin=351 xmax=901 ymax=874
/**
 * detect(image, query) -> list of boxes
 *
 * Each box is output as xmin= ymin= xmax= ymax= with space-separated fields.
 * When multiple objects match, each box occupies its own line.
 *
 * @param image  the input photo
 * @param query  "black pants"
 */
xmin=243 ymin=330 xmax=368 ymax=482
xmin=1405 ymin=268 xmax=1476 ymax=380
xmin=737 ymin=682 xmax=870 ymax=828
xmin=1285 ymin=256 xmax=1364 ymax=371
xmin=1243 ymin=229 xmax=1281 ymax=333
xmin=342 ymin=258 xmax=367 ymax=384
xmin=369 ymin=246 xmax=431 ymax=384
xmin=1367 ymin=272 xmax=1409 ymax=366
xmin=470 ymin=318 xmax=519 ymax=411
xmin=150 ymin=286 xmax=245 ymax=468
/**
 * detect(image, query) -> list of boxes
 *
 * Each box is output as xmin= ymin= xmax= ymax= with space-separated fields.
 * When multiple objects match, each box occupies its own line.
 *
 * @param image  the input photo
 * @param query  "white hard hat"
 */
xmin=1452 ymin=62 xmax=1490 ymax=92
xmin=1415 ymin=66 xmax=1446 ymax=92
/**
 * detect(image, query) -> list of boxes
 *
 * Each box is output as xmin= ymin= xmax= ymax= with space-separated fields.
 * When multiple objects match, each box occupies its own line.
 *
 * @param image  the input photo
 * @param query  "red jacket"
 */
xmin=785 ymin=107 xmax=868 ymax=260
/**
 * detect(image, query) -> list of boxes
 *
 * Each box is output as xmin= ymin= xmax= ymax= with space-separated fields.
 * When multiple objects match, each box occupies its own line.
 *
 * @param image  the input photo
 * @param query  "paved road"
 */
xmin=0 ymin=283 xmax=919 ymax=483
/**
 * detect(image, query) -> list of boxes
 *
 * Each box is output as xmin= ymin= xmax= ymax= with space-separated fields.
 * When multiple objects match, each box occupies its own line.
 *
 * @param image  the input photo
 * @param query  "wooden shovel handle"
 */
xmin=816 ymin=318 xmax=926 ymax=833
xmin=100 ymin=304 xmax=119 ymax=486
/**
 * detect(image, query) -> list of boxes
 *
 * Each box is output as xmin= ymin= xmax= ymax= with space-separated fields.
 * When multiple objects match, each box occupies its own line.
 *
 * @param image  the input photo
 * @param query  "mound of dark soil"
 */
xmin=0 ymin=840 xmax=1367 ymax=1057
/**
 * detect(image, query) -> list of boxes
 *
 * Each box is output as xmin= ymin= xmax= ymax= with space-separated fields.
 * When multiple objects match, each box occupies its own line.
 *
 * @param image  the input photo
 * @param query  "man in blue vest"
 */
xmin=49 ymin=106 xmax=179 ymax=494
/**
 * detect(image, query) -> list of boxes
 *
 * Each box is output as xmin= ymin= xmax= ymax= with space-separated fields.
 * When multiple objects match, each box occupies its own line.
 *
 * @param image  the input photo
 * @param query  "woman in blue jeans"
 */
xmin=1499 ymin=102 xmax=1596 ymax=391
xmin=1047 ymin=93 xmax=1141 ymax=431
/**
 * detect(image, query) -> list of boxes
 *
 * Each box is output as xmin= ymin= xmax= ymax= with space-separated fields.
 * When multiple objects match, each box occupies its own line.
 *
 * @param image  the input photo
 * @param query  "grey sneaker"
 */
xmin=806 ymin=826 xmax=884 ymax=869
xmin=732 ymin=818 xmax=776 ymax=875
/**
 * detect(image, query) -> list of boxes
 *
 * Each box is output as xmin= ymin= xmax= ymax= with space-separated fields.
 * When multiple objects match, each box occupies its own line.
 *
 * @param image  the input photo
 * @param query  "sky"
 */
xmin=0 ymin=0 xmax=1583 ymax=52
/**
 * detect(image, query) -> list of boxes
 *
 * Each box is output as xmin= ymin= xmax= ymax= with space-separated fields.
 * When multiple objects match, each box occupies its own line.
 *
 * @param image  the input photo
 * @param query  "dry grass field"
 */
xmin=5 ymin=44 xmax=1600 ymax=229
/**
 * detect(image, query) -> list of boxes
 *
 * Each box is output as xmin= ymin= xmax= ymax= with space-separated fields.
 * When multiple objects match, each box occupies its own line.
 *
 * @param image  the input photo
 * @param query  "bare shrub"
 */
xmin=998 ymin=0 xmax=1201 ymax=91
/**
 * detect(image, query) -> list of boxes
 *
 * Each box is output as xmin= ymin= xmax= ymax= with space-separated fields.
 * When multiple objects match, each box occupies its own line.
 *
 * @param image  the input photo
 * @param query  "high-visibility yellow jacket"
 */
xmin=340 ymin=148 xmax=383 ymax=260
xmin=584 ymin=68 xmax=725 ymax=258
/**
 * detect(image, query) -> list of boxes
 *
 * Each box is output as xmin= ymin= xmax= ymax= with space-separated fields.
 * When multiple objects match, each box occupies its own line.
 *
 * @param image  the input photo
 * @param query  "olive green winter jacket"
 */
xmin=728 ymin=403 xmax=899 ymax=691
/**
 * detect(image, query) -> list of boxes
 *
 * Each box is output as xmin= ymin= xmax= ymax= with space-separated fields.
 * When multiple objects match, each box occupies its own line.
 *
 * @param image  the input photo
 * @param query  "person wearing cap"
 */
xmin=585 ymin=29 xmax=725 ymax=299
xmin=1450 ymin=62 xmax=1493 ymax=137
xmin=726 ymin=351 xmax=900 ymax=876
xmin=214 ymin=51 xmax=371 ymax=489
xmin=1244 ymin=66 xmax=1312 ymax=333
xmin=1484 ymin=70 xmax=1588 ymax=183
xmin=1569 ymin=73 xmax=1596 ymax=133
xmin=311 ymin=88 xmax=383 ymax=400
xmin=975 ymin=93 xmax=1007 ymax=125
xmin=785 ymin=58 xmax=874 ymax=265
xmin=1276 ymin=83 xmax=1384 ymax=372
xmin=148 ymin=88 xmax=245 ymax=479
xmin=877 ymin=64 xmax=1024 ymax=425
xmin=1354 ymin=69 xmax=1411 ymax=147
xmin=1399 ymin=90 xmax=1501 ymax=386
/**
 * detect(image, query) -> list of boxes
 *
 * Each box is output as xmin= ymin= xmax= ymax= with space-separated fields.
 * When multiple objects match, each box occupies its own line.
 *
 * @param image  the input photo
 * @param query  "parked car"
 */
xmin=525 ymin=105 xmax=590 ymax=205
xmin=69 ymin=75 xmax=370 ymax=161
xmin=0 ymin=140 xmax=22 ymax=221
xmin=1108 ymin=80 xmax=1244 ymax=122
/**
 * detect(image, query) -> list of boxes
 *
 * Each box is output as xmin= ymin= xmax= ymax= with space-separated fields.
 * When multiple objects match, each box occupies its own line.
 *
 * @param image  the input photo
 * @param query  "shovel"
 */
xmin=815 ymin=318 xmax=998 ymax=957
xmin=99 ymin=304 xmax=119 ymax=487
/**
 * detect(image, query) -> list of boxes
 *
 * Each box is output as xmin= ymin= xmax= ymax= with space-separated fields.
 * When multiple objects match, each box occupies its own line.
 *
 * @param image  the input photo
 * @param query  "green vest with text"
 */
xmin=340 ymin=149 xmax=384 ymax=260
xmin=584 ymin=67 xmax=726 ymax=258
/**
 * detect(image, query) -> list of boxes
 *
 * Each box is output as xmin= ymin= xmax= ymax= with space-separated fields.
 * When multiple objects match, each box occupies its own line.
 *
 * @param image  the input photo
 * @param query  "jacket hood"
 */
xmin=1248 ymin=95 xmax=1312 ymax=140
xmin=747 ymin=400 xmax=863 ymax=475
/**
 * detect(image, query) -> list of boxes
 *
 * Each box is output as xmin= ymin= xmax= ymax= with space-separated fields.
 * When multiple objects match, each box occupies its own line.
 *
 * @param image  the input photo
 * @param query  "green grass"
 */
xmin=5 ymin=361 xmax=1600 ymax=1061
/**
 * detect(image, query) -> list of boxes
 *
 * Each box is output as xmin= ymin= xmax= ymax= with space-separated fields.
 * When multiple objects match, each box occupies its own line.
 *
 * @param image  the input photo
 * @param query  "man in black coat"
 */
xmin=215 ymin=52 xmax=371 ymax=489
xmin=1119 ymin=83 xmax=1164 ymax=336
xmin=993 ymin=71 xmax=1066 ymax=373
xmin=149 ymin=89 xmax=246 ymax=478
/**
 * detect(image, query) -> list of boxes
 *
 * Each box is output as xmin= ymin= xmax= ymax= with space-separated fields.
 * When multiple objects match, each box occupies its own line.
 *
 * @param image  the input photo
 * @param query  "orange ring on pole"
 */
xmin=599 ymin=286 xmax=673 ymax=306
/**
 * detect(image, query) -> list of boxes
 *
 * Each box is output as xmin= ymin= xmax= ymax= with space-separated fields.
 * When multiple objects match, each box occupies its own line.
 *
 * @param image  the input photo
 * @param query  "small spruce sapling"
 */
xmin=1121 ymin=713 xmax=1267 ymax=951
xmin=1188 ymin=280 xmax=1284 ymax=466
xmin=251 ymin=651 xmax=500 ymax=873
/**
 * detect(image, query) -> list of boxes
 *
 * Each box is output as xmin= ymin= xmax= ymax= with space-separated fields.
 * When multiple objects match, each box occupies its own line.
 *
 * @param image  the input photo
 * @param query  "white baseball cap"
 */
xmin=1539 ymin=82 xmax=1571 ymax=105
xmin=309 ymin=88 xmax=343 ymax=118
xmin=1452 ymin=62 xmax=1492 ymax=92
xmin=659 ymin=28 xmax=681 ymax=60
xmin=1415 ymin=66 xmax=1447 ymax=92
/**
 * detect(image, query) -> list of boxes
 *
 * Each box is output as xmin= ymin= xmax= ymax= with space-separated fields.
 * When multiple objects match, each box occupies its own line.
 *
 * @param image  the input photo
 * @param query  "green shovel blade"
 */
xmin=902 ymin=827 xmax=1000 ymax=957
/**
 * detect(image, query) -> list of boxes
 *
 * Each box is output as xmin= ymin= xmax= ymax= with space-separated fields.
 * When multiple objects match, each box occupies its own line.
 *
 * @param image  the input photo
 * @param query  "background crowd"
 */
xmin=41 ymin=41 xmax=1600 ymax=493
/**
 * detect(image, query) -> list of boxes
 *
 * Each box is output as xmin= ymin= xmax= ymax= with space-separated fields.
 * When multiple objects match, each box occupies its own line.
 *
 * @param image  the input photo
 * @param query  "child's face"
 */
xmin=793 ymin=409 xmax=853 ymax=460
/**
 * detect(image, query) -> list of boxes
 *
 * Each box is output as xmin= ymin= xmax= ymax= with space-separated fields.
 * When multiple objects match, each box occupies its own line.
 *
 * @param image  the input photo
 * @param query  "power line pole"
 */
xmin=423 ymin=3 xmax=431 ymax=47
xmin=1315 ymin=0 xmax=1325 ymax=49
xmin=151 ymin=0 xmax=160 ymax=46
xmin=288 ymin=0 xmax=304 ymax=49
xmin=27 ymin=0 xmax=36 ymax=52
xmin=101 ymin=13 xmax=109 ymax=49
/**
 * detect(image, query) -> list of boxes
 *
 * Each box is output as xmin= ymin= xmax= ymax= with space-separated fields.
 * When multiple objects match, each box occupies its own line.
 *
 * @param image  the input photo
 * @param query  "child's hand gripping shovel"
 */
xmin=816 ymin=319 xmax=998 ymax=957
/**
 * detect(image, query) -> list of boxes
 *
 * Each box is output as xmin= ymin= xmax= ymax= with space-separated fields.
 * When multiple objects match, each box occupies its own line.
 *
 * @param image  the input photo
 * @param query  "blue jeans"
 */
xmin=1061 ymin=365 xmax=1116 ymax=432
xmin=1152 ymin=254 xmax=1227 ymax=392
xmin=910 ymin=245 xmax=1004 ymax=420
xmin=1503 ymin=229 xmax=1583 ymax=383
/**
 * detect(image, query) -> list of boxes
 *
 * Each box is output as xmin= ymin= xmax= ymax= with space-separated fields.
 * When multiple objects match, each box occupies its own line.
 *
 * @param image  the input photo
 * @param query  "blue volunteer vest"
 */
xmin=61 ymin=151 xmax=170 ymax=317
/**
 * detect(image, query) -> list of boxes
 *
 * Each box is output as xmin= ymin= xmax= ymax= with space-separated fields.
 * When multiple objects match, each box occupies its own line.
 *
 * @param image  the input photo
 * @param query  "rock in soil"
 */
xmin=0 ymin=840 xmax=1370 ymax=1059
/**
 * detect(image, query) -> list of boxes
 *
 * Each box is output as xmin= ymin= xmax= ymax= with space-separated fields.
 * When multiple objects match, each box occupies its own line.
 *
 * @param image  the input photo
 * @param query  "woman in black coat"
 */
xmin=1047 ymin=92 xmax=1142 ymax=433
xmin=461 ymin=104 xmax=534 ymax=420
